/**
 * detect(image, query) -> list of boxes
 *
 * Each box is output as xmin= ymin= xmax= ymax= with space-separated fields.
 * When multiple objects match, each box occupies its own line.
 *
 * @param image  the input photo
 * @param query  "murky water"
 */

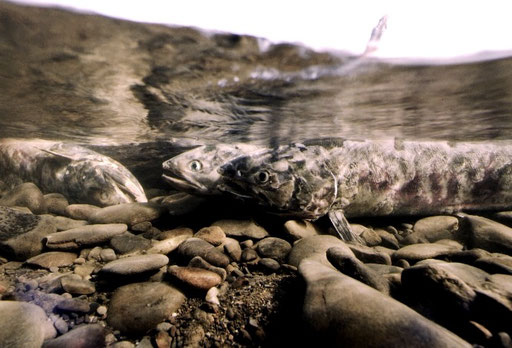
xmin=3 ymin=56 xmax=512 ymax=147
xmin=1 ymin=2 xmax=512 ymax=188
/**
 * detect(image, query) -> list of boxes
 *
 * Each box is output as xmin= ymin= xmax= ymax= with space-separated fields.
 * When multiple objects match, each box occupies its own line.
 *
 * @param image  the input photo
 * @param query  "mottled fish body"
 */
xmin=220 ymin=139 xmax=512 ymax=239
xmin=162 ymin=143 xmax=265 ymax=195
xmin=0 ymin=138 xmax=147 ymax=206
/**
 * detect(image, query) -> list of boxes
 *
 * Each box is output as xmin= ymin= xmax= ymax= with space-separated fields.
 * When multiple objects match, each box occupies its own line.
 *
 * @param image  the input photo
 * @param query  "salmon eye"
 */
xmin=256 ymin=170 xmax=270 ymax=183
xmin=188 ymin=160 xmax=202 ymax=172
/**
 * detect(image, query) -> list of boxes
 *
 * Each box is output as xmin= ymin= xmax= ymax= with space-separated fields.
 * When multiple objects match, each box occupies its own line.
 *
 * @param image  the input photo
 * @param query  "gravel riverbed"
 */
xmin=1 ymin=182 xmax=512 ymax=347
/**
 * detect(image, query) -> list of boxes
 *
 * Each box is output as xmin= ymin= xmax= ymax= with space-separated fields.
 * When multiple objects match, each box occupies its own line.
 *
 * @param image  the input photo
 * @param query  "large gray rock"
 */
xmin=288 ymin=235 xmax=354 ymax=267
xmin=462 ymin=215 xmax=512 ymax=254
xmin=255 ymin=237 xmax=292 ymax=261
xmin=108 ymin=282 xmax=186 ymax=335
xmin=0 ymin=206 xmax=57 ymax=260
xmin=0 ymin=301 xmax=56 ymax=348
xmin=299 ymin=258 xmax=471 ymax=347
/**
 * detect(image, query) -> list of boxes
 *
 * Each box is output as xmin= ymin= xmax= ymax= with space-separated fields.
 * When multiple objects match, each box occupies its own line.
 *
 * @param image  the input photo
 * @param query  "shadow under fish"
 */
xmin=0 ymin=138 xmax=147 ymax=206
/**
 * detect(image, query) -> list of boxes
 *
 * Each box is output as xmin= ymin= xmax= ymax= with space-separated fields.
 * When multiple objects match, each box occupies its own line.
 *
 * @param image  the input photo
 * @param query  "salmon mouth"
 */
xmin=161 ymin=167 xmax=207 ymax=193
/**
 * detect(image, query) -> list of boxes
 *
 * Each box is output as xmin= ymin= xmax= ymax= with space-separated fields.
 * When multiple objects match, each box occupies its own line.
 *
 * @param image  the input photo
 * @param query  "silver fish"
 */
xmin=220 ymin=139 xmax=512 ymax=241
xmin=162 ymin=143 xmax=265 ymax=195
xmin=0 ymin=138 xmax=147 ymax=206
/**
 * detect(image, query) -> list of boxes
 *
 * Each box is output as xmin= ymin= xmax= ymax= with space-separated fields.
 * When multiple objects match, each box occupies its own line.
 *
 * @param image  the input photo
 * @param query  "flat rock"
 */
xmin=0 ymin=182 xmax=46 ymax=214
xmin=65 ymin=204 xmax=101 ymax=221
xmin=45 ymin=224 xmax=127 ymax=249
xmin=88 ymin=202 xmax=162 ymax=226
xmin=413 ymin=216 xmax=460 ymax=242
xmin=259 ymin=258 xmax=281 ymax=273
xmin=145 ymin=233 xmax=191 ymax=255
xmin=353 ymin=225 xmax=382 ymax=246
xmin=51 ymin=216 xmax=88 ymax=232
xmin=0 ymin=206 xmax=57 ymax=260
xmin=100 ymin=254 xmax=169 ymax=275
xmin=25 ymin=251 xmax=77 ymax=269
xmin=0 ymin=300 xmax=56 ymax=348
xmin=108 ymin=282 xmax=186 ymax=335
xmin=375 ymin=229 xmax=400 ymax=249
xmin=348 ymin=243 xmax=392 ymax=265
xmin=288 ymin=235 xmax=355 ymax=267
xmin=194 ymin=226 xmax=226 ymax=246
xmin=393 ymin=243 xmax=462 ymax=264
xmin=110 ymin=232 xmax=152 ymax=254
xmin=188 ymin=256 xmax=227 ymax=280
xmin=299 ymin=258 xmax=471 ymax=347
xmin=211 ymin=219 xmax=269 ymax=239
xmin=177 ymin=237 xmax=230 ymax=267
xmin=43 ymin=193 xmax=69 ymax=216
xmin=283 ymin=220 xmax=322 ymax=241
xmin=41 ymin=324 xmax=105 ymax=348
xmin=463 ymin=215 xmax=512 ymax=254
xmin=156 ymin=227 xmax=194 ymax=240
xmin=168 ymin=265 xmax=222 ymax=291
xmin=60 ymin=275 xmax=96 ymax=295
xmin=256 ymin=237 xmax=292 ymax=261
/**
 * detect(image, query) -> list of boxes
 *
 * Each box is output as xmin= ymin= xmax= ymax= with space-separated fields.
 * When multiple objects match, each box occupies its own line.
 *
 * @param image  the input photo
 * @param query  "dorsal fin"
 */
xmin=35 ymin=147 xmax=74 ymax=162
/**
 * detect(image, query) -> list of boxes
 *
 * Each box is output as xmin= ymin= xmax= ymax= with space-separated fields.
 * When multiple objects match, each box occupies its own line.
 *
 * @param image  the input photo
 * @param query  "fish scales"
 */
xmin=326 ymin=139 xmax=512 ymax=217
xmin=0 ymin=138 xmax=147 ymax=206
xmin=220 ymin=139 xmax=512 ymax=219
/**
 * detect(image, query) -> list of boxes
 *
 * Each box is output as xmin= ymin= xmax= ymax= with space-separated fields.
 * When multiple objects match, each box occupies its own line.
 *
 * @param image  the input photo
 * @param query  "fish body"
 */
xmin=0 ymin=138 xmax=147 ymax=206
xmin=162 ymin=143 xmax=265 ymax=195
xmin=220 ymin=139 xmax=512 ymax=219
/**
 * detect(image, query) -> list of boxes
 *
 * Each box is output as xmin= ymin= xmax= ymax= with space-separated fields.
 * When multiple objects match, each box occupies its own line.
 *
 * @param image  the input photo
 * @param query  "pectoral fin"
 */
xmin=35 ymin=147 xmax=74 ymax=163
xmin=328 ymin=210 xmax=363 ymax=243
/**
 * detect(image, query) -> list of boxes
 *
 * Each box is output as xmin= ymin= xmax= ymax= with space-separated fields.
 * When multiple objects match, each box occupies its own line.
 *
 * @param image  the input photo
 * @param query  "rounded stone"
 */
xmin=288 ymin=235 xmax=355 ymax=267
xmin=299 ymin=259 xmax=471 ymax=347
xmin=100 ymin=254 xmax=169 ymax=276
xmin=100 ymin=248 xmax=117 ymax=262
xmin=0 ymin=207 xmax=57 ymax=260
xmin=463 ymin=215 xmax=512 ymax=254
xmin=194 ymin=226 xmax=226 ymax=246
xmin=110 ymin=232 xmax=152 ymax=255
xmin=0 ymin=300 xmax=56 ymax=348
xmin=88 ymin=203 xmax=162 ymax=226
xmin=256 ymin=237 xmax=292 ymax=261
xmin=211 ymin=219 xmax=269 ymax=239
xmin=52 ymin=216 xmax=88 ymax=232
xmin=177 ymin=237 xmax=230 ymax=267
xmin=188 ymin=256 xmax=226 ymax=280
xmin=65 ymin=204 xmax=101 ymax=221
xmin=43 ymin=193 xmax=69 ymax=216
xmin=25 ymin=251 xmax=77 ymax=269
xmin=168 ymin=266 xmax=222 ymax=291
xmin=60 ymin=275 xmax=96 ymax=295
xmin=258 ymin=258 xmax=280 ymax=272
xmin=393 ymin=243 xmax=463 ymax=264
xmin=45 ymin=224 xmax=127 ymax=250
xmin=41 ymin=324 xmax=105 ymax=348
xmin=413 ymin=216 xmax=459 ymax=242
xmin=223 ymin=238 xmax=242 ymax=262
xmin=348 ymin=244 xmax=392 ymax=265
xmin=283 ymin=220 xmax=322 ymax=241
xmin=107 ymin=282 xmax=185 ymax=335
